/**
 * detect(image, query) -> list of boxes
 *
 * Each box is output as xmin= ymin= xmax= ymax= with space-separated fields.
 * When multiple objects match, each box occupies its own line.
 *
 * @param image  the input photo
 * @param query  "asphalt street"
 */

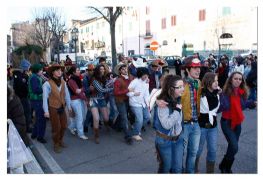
xmin=34 ymin=108 xmax=257 ymax=174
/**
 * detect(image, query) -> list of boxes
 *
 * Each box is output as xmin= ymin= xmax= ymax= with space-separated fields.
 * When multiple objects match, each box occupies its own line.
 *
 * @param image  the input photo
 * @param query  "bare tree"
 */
xmin=32 ymin=8 xmax=53 ymax=63
xmin=32 ymin=7 xmax=66 ymax=63
xmin=88 ymin=7 xmax=124 ymax=68
xmin=48 ymin=8 xmax=67 ymax=63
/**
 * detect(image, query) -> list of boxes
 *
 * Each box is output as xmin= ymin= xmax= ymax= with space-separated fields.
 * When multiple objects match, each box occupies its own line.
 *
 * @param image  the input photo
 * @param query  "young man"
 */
xmin=42 ymin=64 xmax=72 ymax=153
xmin=114 ymin=64 xmax=134 ymax=145
xmin=181 ymin=56 xmax=202 ymax=173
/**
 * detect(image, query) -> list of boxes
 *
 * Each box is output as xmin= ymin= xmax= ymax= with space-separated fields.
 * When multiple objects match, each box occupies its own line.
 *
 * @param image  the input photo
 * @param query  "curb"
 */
xmin=27 ymin=134 xmax=65 ymax=174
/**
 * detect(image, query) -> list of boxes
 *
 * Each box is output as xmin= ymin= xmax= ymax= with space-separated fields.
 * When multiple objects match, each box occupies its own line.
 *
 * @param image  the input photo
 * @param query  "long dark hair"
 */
xmin=93 ymin=64 xmax=107 ymax=84
xmin=157 ymin=74 xmax=182 ymax=104
xmin=223 ymin=71 xmax=248 ymax=98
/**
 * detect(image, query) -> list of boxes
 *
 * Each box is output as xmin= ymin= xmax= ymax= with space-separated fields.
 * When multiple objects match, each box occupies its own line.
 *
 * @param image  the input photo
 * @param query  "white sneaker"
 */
xmin=69 ymin=128 xmax=76 ymax=135
xmin=79 ymin=135 xmax=89 ymax=140
xmin=132 ymin=135 xmax=143 ymax=141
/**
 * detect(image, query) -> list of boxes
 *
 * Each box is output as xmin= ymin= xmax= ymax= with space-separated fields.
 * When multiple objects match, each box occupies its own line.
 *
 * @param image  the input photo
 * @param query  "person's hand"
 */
xmin=217 ymin=87 xmax=222 ymax=94
xmin=44 ymin=112 xmax=50 ymax=118
xmin=176 ymin=104 xmax=182 ymax=109
xmin=76 ymin=89 xmax=81 ymax=94
xmin=129 ymin=88 xmax=135 ymax=92
xmin=134 ymin=92 xmax=140 ymax=96
xmin=68 ymin=107 xmax=72 ymax=114
xmin=156 ymin=99 xmax=168 ymax=108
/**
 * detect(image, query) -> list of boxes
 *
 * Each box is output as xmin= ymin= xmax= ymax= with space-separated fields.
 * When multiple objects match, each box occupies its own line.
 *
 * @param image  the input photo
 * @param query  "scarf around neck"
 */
xmin=51 ymin=76 xmax=61 ymax=87
xmin=230 ymin=87 xmax=245 ymax=129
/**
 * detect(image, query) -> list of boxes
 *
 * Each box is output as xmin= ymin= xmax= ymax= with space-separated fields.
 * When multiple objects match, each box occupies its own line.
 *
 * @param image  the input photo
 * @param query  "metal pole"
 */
xmin=75 ymin=40 xmax=77 ymax=66
xmin=138 ymin=9 xmax=140 ymax=54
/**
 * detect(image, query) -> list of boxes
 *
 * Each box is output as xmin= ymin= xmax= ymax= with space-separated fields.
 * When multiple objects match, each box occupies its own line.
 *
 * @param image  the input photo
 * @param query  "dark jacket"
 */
xmin=246 ymin=62 xmax=257 ymax=89
xmin=12 ymin=70 xmax=29 ymax=98
xmin=7 ymin=85 xmax=29 ymax=146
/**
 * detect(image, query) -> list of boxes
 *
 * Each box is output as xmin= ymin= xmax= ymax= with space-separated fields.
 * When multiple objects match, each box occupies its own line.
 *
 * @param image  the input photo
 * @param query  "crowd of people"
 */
xmin=7 ymin=52 xmax=257 ymax=173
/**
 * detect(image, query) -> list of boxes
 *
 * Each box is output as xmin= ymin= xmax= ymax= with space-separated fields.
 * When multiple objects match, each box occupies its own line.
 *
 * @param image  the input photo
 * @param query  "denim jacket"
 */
xmin=218 ymin=93 xmax=255 ymax=113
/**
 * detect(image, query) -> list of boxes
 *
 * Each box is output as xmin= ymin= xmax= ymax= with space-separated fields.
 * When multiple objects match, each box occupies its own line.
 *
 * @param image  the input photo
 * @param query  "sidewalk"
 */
xmin=32 ymin=109 xmax=257 ymax=174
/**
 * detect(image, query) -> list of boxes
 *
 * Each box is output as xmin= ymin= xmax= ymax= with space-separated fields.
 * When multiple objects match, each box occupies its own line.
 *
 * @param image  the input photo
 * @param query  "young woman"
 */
xmin=90 ymin=64 xmax=113 ymax=144
xmin=67 ymin=66 xmax=88 ymax=140
xmin=153 ymin=75 xmax=185 ymax=173
xmin=195 ymin=72 xmax=221 ymax=173
xmin=218 ymin=71 xmax=256 ymax=173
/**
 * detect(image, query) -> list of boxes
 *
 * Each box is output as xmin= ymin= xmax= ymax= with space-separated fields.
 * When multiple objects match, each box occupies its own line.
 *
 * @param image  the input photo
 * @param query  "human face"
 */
xmin=171 ymin=80 xmax=184 ymax=98
xmin=141 ymin=74 xmax=149 ymax=81
xmin=53 ymin=68 xmax=62 ymax=78
xmin=231 ymin=73 xmax=243 ymax=88
xmin=99 ymin=66 xmax=105 ymax=75
xmin=74 ymin=68 xmax=81 ymax=76
xmin=120 ymin=67 xmax=128 ymax=75
xmin=210 ymin=76 xmax=219 ymax=91
xmin=187 ymin=67 xmax=200 ymax=79
xmin=37 ymin=69 xmax=43 ymax=76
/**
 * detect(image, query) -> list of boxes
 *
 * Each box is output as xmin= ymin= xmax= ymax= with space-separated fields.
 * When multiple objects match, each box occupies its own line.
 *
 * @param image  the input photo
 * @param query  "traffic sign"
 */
xmin=150 ymin=41 xmax=159 ymax=51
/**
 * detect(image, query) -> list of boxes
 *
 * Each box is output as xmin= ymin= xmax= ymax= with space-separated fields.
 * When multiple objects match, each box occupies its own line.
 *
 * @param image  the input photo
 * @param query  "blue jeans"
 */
xmin=182 ymin=122 xmax=201 ymax=173
xmin=109 ymin=95 xmax=119 ymax=122
xmin=116 ymin=101 xmax=131 ymax=138
xmin=31 ymin=100 xmax=46 ymax=138
xmin=69 ymin=99 xmax=87 ymax=137
xmin=220 ymin=118 xmax=241 ymax=160
xmin=196 ymin=127 xmax=218 ymax=162
xmin=155 ymin=135 xmax=184 ymax=173
xmin=130 ymin=106 xmax=150 ymax=136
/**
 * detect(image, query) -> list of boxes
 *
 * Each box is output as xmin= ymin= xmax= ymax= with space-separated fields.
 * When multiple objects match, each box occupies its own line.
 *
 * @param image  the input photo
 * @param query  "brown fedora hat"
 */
xmin=47 ymin=63 xmax=65 ymax=75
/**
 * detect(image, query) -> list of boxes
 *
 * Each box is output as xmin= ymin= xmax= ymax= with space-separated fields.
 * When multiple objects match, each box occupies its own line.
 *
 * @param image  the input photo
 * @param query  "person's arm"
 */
xmin=158 ymin=106 xmax=181 ymax=130
xmin=93 ymin=80 xmax=113 ymax=93
xmin=64 ymin=84 xmax=72 ymax=110
xmin=68 ymin=79 xmax=81 ymax=95
xmin=42 ymin=81 xmax=51 ymax=113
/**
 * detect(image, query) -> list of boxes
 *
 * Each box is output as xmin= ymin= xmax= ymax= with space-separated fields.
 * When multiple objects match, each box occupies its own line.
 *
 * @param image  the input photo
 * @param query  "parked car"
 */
xmin=164 ymin=56 xmax=182 ymax=67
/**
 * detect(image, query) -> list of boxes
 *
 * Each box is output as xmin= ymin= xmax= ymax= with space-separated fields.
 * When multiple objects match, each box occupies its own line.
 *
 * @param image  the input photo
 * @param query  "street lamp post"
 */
xmin=71 ymin=27 xmax=79 ymax=66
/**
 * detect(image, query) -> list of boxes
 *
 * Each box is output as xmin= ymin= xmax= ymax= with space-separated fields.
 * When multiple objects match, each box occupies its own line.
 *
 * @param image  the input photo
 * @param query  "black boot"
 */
xmin=219 ymin=157 xmax=228 ymax=173
xmin=225 ymin=159 xmax=234 ymax=173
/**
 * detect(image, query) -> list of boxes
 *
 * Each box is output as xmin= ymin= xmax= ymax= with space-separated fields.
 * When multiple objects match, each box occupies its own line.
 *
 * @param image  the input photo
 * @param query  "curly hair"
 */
xmin=223 ymin=71 xmax=248 ymax=98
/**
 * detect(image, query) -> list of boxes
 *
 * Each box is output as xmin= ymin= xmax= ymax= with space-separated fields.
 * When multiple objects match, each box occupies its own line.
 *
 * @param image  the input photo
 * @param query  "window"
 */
xmin=96 ymin=23 xmax=99 ymax=29
xmin=171 ymin=15 xmax=176 ymax=26
xmin=161 ymin=18 xmax=166 ymax=29
xmin=199 ymin=9 xmax=206 ymax=21
xmin=222 ymin=7 xmax=231 ymax=16
xmin=86 ymin=27 xmax=89 ymax=33
xmin=146 ymin=6 xmax=150 ymax=15
xmin=146 ymin=20 xmax=151 ymax=34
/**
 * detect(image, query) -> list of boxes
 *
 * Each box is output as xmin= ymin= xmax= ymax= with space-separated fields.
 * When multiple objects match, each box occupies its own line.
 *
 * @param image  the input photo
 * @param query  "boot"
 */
xmin=93 ymin=128 xmax=100 ymax=144
xmin=206 ymin=160 xmax=215 ymax=173
xmin=195 ymin=157 xmax=200 ymax=173
xmin=59 ymin=141 xmax=67 ymax=148
xmin=225 ymin=159 xmax=234 ymax=173
xmin=219 ymin=157 xmax=228 ymax=173
xmin=54 ymin=144 xmax=62 ymax=153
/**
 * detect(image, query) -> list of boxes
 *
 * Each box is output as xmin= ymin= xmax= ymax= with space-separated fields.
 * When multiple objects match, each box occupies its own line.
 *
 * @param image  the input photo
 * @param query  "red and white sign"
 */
xmin=150 ymin=41 xmax=159 ymax=51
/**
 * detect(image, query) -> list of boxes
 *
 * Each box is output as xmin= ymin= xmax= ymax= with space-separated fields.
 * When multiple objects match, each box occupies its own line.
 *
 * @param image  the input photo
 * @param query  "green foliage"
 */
xmin=14 ymin=45 xmax=43 ymax=56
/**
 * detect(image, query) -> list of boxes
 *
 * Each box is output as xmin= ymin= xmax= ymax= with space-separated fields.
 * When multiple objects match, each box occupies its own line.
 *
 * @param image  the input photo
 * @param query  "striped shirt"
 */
xmin=92 ymin=79 xmax=113 ymax=99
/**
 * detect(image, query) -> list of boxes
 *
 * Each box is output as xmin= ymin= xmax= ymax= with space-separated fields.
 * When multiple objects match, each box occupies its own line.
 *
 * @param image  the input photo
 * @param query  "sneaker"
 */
xmin=79 ymin=135 xmax=89 ymax=140
xmin=132 ymin=135 xmax=143 ymax=141
xmin=69 ymin=128 xmax=76 ymax=135
xmin=37 ymin=137 xmax=47 ymax=144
